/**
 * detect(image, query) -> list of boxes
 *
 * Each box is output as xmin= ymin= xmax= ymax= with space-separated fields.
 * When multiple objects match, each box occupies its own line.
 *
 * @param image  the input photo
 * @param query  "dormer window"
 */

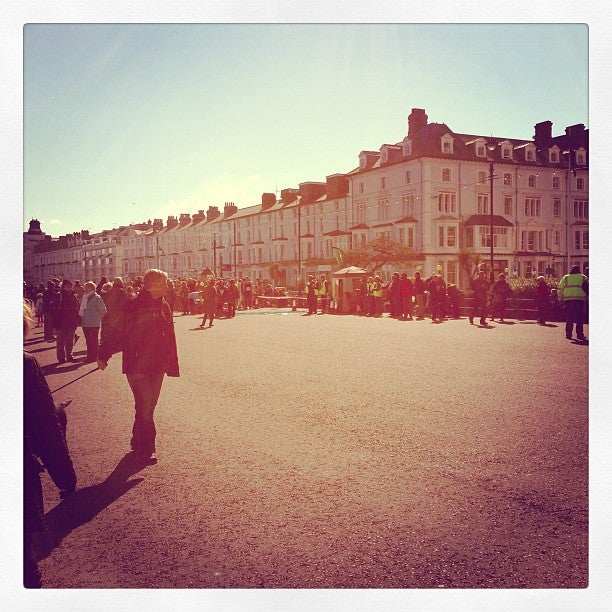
xmin=549 ymin=146 xmax=560 ymax=163
xmin=477 ymin=144 xmax=486 ymax=157
xmin=502 ymin=146 xmax=512 ymax=159
xmin=525 ymin=144 xmax=536 ymax=161
xmin=403 ymin=137 xmax=413 ymax=156
xmin=440 ymin=134 xmax=454 ymax=154
xmin=576 ymin=148 xmax=586 ymax=166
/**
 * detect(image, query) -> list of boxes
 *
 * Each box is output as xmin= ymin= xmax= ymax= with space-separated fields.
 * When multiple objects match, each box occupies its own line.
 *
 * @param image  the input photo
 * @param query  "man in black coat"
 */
xmin=52 ymin=280 xmax=80 ymax=363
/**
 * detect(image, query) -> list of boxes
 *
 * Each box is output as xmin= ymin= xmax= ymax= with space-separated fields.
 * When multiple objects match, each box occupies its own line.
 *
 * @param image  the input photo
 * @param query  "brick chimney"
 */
xmin=261 ymin=193 xmax=277 ymax=210
xmin=279 ymin=189 xmax=299 ymax=205
xmin=326 ymin=174 xmax=349 ymax=199
xmin=534 ymin=121 xmax=553 ymax=148
xmin=152 ymin=219 xmax=163 ymax=231
xmin=299 ymin=181 xmax=327 ymax=204
xmin=408 ymin=108 xmax=428 ymax=138
xmin=166 ymin=215 xmax=179 ymax=229
xmin=224 ymin=201 xmax=238 ymax=217
xmin=179 ymin=213 xmax=192 ymax=226
xmin=206 ymin=206 xmax=220 ymax=221
xmin=192 ymin=210 xmax=206 ymax=223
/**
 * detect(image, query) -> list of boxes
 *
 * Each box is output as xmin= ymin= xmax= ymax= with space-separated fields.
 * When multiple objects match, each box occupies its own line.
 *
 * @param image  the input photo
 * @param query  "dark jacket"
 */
xmin=52 ymin=290 xmax=80 ymax=329
xmin=99 ymin=290 xmax=179 ymax=377
xmin=24 ymin=352 xmax=77 ymax=533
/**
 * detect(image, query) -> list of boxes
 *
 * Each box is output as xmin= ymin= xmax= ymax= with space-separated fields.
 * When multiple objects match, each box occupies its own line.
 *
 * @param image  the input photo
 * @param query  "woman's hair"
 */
xmin=83 ymin=281 xmax=96 ymax=292
xmin=23 ymin=300 xmax=33 ymax=336
xmin=143 ymin=268 xmax=168 ymax=290
xmin=113 ymin=276 xmax=124 ymax=288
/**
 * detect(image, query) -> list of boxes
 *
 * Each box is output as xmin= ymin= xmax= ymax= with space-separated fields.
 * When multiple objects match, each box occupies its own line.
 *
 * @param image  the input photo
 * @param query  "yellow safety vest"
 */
xmin=558 ymin=273 xmax=587 ymax=301
xmin=319 ymin=280 xmax=327 ymax=295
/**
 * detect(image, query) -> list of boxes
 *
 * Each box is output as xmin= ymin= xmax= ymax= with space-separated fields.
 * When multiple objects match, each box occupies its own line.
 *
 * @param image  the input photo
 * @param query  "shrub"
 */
xmin=508 ymin=277 xmax=559 ymax=299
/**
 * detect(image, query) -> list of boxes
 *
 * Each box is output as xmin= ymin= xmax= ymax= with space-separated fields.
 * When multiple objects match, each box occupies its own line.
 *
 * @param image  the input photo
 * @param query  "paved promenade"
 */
xmin=21 ymin=308 xmax=592 ymax=605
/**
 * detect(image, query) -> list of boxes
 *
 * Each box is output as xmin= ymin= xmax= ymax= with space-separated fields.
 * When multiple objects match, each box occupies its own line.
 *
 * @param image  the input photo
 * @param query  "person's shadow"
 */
xmin=32 ymin=452 xmax=147 ymax=562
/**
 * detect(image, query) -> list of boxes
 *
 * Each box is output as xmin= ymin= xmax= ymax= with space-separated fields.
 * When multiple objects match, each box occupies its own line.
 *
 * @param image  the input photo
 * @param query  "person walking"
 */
xmin=52 ymin=280 xmax=81 ymax=363
xmin=306 ymin=275 xmax=318 ymax=315
xmin=226 ymin=278 xmax=240 ymax=318
xmin=318 ymin=274 xmax=330 ymax=314
xmin=469 ymin=269 xmax=490 ymax=326
xmin=42 ymin=280 xmax=58 ymax=341
xmin=79 ymin=281 xmax=107 ymax=363
xmin=398 ymin=272 xmax=414 ymax=320
xmin=97 ymin=269 xmax=180 ymax=463
xmin=557 ymin=265 xmax=588 ymax=341
xmin=413 ymin=271 xmax=426 ymax=320
xmin=534 ymin=276 xmax=551 ymax=325
xmin=491 ymin=272 xmax=512 ymax=322
xmin=199 ymin=278 xmax=218 ymax=327
xmin=23 ymin=301 xmax=77 ymax=588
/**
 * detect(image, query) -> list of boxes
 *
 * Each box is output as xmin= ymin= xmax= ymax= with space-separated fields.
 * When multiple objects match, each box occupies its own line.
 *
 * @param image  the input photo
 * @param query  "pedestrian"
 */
xmin=372 ymin=275 xmax=384 ymax=316
xmin=42 ymin=280 xmax=58 ymax=341
xmin=413 ymin=271 xmax=426 ymax=320
xmin=319 ymin=274 xmax=330 ymax=314
xmin=226 ymin=278 xmax=240 ymax=317
xmin=23 ymin=301 xmax=77 ymax=588
xmin=199 ymin=278 xmax=218 ymax=327
xmin=52 ymin=280 xmax=81 ymax=363
xmin=534 ymin=276 xmax=551 ymax=325
xmin=306 ymin=275 xmax=318 ymax=315
xmin=557 ymin=265 xmax=588 ymax=341
xmin=398 ymin=272 xmax=414 ymax=320
xmin=34 ymin=292 xmax=44 ymax=326
xmin=387 ymin=272 xmax=401 ymax=318
xmin=79 ymin=281 xmax=107 ymax=363
xmin=446 ymin=284 xmax=462 ymax=319
xmin=469 ymin=269 xmax=490 ymax=326
xmin=491 ymin=273 xmax=512 ymax=322
xmin=427 ymin=274 xmax=447 ymax=322
xmin=97 ymin=269 xmax=180 ymax=463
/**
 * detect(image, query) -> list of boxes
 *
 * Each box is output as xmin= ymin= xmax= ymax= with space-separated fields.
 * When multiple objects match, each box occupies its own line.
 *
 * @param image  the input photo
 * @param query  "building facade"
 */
xmin=27 ymin=108 xmax=588 ymax=288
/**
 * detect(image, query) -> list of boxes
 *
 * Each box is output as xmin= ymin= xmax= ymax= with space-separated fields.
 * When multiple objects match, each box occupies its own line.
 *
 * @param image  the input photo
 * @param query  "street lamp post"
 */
xmin=487 ymin=144 xmax=497 ymax=284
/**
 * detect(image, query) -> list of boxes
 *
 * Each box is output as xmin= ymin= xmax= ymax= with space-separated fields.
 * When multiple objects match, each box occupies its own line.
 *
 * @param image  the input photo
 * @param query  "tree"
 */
xmin=457 ymin=248 xmax=482 ymax=280
xmin=342 ymin=236 xmax=421 ymax=274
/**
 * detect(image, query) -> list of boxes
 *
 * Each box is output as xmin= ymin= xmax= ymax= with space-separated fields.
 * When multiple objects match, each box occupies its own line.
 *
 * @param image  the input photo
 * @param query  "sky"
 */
xmin=23 ymin=23 xmax=588 ymax=236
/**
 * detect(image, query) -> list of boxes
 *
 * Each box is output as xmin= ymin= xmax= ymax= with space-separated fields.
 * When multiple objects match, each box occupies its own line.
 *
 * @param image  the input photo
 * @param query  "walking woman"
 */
xmin=79 ymin=281 xmax=107 ymax=363
xmin=97 ymin=269 xmax=180 ymax=464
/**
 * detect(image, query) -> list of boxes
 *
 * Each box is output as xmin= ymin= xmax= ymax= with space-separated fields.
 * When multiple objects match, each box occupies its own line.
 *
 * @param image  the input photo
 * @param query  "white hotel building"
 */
xmin=28 ymin=108 xmax=588 ymax=288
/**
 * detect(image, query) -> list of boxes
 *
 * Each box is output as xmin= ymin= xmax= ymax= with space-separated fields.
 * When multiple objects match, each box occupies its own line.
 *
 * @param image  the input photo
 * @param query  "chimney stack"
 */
xmin=408 ymin=108 xmax=428 ymax=138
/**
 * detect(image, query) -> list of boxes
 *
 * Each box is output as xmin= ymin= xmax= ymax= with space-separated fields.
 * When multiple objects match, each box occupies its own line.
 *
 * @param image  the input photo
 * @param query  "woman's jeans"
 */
xmin=126 ymin=371 xmax=165 ymax=455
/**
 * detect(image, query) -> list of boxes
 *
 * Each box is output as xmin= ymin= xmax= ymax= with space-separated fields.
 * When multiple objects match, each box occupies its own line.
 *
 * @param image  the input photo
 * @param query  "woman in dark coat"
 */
xmin=535 ymin=275 xmax=551 ymax=325
xmin=98 ymin=269 xmax=179 ymax=463
xmin=23 ymin=302 xmax=77 ymax=587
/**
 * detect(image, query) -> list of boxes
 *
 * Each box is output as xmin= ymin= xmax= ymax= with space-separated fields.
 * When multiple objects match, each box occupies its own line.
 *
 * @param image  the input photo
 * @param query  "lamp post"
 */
xmin=487 ymin=144 xmax=497 ymax=283
xmin=212 ymin=234 xmax=217 ymax=278
xmin=297 ymin=198 xmax=302 ymax=293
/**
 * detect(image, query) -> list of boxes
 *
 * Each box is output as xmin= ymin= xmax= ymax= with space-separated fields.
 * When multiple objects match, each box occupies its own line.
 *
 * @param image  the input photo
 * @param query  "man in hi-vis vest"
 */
xmin=557 ymin=264 xmax=588 ymax=341
xmin=318 ymin=274 xmax=330 ymax=314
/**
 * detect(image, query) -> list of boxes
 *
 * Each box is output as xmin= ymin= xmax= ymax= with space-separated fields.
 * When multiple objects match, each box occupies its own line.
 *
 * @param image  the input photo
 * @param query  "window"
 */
xmin=576 ymin=150 xmax=586 ymax=165
xmin=583 ymin=231 xmax=589 ymax=250
xmin=503 ymin=173 xmax=512 ymax=186
xmin=356 ymin=201 xmax=367 ymax=223
xmin=381 ymin=177 xmax=386 ymax=190
xmin=550 ymin=150 xmax=558 ymax=163
xmin=553 ymin=199 xmax=561 ymax=217
xmin=477 ymin=194 xmax=489 ymax=214
xmin=465 ymin=227 xmax=474 ymax=248
xmin=573 ymin=200 xmax=588 ymax=219
xmin=438 ymin=192 xmax=456 ymax=213
xmin=442 ymin=141 xmax=451 ymax=153
xmin=478 ymin=171 xmax=486 ymax=185
xmin=576 ymin=177 xmax=584 ymax=190
xmin=480 ymin=226 xmax=509 ymax=248
xmin=553 ymin=176 xmax=560 ymax=190
xmin=524 ymin=197 xmax=541 ymax=217
xmin=477 ymin=144 xmax=486 ymax=157
xmin=553 ymin=230 xmax=561 ymax=248
xmin=502 ymin=147 xmax=512 ymax=159
xmin=359 ymin=182 xmax=364 ymax=194
xmin=401 ymin=226 xmax=414 ymax=248
xmin=441 ymin=136 xmax=453 ymax=154
xmin=575 ymin=231 xmax=581 ymax=250
xmin=442 ymin=168 xmax=451 ymax=182
xmin=401 ymin=193 xmax=415 ymax=216
xmin=528 ymin=175 xmax=537 ymax=188
xmin=377 ymin=198 xmax=389 ymax=220
xmin=526 ymin=148 xmax=535 ymax=161
xmin=504 ymin=196 xmax=513 ymax=216
xmin=438 ymin=226 xmax=456 ymax=247
xmin=406 ymin=170 xmax=412 ymax=184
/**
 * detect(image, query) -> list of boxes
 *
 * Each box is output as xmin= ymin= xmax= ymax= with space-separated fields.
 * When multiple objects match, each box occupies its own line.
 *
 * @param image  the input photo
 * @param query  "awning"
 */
xmin=464 ymin=215 xmax=514 ymax=227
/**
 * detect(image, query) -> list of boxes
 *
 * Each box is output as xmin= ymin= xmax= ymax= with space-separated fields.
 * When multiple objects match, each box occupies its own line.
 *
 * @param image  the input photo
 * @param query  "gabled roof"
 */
xmin=464 ymin=214 xmax=514 ymax=227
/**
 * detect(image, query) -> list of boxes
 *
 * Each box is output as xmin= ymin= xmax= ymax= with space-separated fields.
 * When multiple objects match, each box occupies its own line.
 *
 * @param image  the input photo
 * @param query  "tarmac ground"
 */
xmin=24 ymin=307 xmax=589 ymax=592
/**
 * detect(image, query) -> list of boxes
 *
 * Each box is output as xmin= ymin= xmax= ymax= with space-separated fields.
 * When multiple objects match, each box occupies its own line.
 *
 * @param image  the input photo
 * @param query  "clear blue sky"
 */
xmin=24 ymin=23 xmax=587 ymax=236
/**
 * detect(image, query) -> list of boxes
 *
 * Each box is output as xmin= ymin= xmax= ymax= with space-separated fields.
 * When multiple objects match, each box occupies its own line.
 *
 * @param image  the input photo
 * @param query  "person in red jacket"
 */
xmin=98 ymin=269 xmax=180 ymax=464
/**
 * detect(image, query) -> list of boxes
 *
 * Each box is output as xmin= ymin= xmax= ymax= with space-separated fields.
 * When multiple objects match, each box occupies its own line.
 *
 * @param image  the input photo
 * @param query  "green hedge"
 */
xmin=507 ymin=277 xmax=559 ymax=299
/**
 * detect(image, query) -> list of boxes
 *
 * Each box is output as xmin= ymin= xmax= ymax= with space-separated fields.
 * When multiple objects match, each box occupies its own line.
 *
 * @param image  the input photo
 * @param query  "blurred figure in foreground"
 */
xmin=23 ymin=301 xmax=77 ymax=588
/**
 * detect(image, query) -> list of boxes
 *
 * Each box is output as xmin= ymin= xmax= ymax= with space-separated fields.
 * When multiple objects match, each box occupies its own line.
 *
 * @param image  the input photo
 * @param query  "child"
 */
xmin=34 ymin=292 xmax=44 ymax=326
